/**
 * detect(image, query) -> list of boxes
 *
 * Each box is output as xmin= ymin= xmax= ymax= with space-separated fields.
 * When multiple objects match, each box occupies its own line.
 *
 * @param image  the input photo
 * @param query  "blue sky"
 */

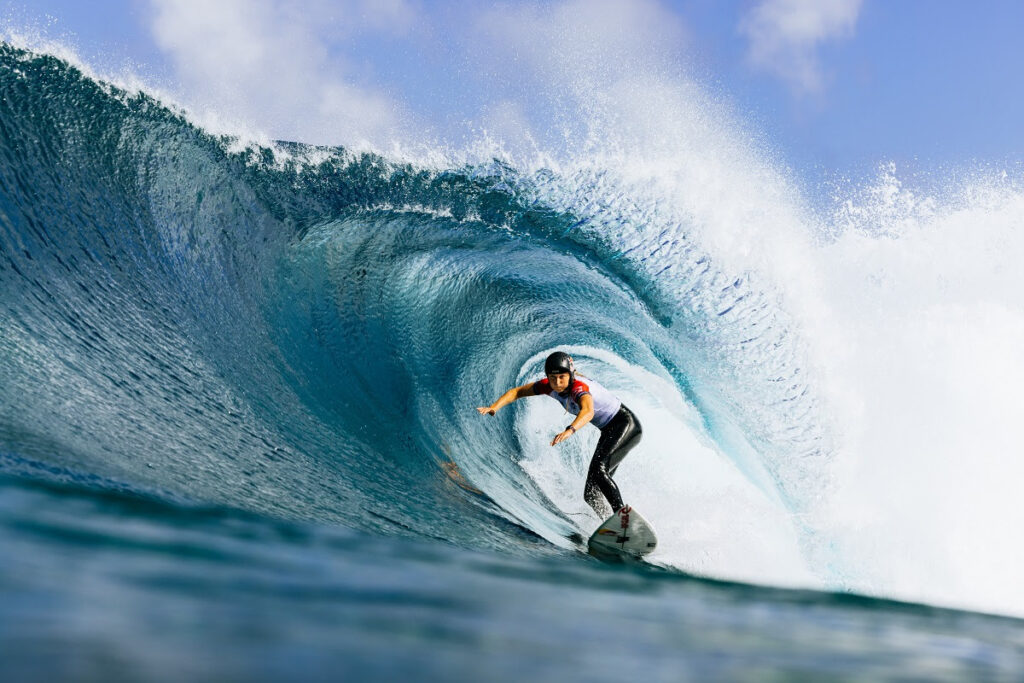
xmin=3 ymin=0 xmax=1023 ymax=187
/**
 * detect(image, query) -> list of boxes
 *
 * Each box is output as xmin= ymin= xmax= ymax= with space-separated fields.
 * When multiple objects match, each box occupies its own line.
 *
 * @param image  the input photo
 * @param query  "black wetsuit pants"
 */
xmin=584 ymin=405 xmax=642 ymax=516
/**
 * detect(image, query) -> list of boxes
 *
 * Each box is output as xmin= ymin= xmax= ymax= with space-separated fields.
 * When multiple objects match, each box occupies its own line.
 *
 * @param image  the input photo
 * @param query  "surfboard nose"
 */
xmin=587 ymin=505 xmax=657 ymax=558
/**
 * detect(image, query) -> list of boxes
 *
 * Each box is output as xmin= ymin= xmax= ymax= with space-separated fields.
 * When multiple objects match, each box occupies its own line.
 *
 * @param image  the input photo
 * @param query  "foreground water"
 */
xmin=4 ymin=465 xmax=1024 ymax=682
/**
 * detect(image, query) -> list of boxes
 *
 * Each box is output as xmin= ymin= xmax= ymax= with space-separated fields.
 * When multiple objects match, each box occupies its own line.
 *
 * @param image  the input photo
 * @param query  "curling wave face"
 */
xmin=0 ymin=44 xmax=829 ymax=586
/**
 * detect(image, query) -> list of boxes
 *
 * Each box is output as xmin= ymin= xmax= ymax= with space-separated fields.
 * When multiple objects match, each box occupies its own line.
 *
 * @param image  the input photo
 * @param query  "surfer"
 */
xmin=477 ymin=352 xmax=642 ymax=518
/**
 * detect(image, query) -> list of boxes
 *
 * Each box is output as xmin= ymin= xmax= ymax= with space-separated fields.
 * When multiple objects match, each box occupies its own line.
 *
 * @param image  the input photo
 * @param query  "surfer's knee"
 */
xmin=587 ymin=457 xmax=609 ymax=478
xmin=586 ymin=460 xmax=614 ymax=494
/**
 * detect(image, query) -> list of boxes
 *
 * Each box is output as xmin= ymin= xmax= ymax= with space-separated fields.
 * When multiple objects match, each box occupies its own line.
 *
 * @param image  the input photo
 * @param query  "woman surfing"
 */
xmin=476 ymin=351 xmax=643 ymax=519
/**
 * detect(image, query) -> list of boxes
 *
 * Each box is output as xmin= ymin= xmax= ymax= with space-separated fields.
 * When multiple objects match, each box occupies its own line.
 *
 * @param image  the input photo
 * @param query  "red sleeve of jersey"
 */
xmin=571 ymin=380 xmax=591 ymax=400
xmin=533 ymin=378 xmax=552 ymax=395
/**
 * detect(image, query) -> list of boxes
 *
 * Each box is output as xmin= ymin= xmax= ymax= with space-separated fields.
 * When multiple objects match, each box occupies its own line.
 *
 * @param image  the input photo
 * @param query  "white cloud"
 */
xmin=739 ymin=0 xmax=862 ymax=93
xmin=474 ymin=0 xmax=688 ymax=89
xmin=466 ymin=0 xmax=692 ymax=154
xmin=143 ymin=0 xmax=699 ymax=159
xmin=147 ymin=0 xmax=417 ymax=147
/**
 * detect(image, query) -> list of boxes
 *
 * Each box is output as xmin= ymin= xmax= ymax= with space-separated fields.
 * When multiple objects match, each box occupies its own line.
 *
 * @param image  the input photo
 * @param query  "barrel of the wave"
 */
xmin=477 ymin=352 xmax=658 ymax=560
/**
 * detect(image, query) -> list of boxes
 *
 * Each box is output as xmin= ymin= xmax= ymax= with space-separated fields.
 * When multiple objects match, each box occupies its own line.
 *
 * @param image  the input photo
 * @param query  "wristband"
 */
xmin=566 ymin=425 xmax=576 ymax=434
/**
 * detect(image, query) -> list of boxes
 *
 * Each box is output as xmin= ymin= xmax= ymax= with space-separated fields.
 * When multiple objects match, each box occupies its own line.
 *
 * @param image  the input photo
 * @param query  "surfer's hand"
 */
xmin=476 ymin=406 xmax=496 ymax=416
xmin=551 ymin=429 xmax=572 ymax=446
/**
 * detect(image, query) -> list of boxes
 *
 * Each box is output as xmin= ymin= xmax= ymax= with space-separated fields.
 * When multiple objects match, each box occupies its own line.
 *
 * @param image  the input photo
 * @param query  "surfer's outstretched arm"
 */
xmin=476 ymin=383 xmax=536 ymax=416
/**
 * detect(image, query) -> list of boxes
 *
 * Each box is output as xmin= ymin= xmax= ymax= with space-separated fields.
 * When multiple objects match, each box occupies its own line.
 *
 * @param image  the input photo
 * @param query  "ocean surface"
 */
xmin=3 ymin=43 xmax=1024 ymax=681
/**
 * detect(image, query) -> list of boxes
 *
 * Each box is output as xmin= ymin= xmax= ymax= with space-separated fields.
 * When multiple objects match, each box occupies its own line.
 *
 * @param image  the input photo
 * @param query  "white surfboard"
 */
xmin=587 ymin=505 xmax=657 ymax=558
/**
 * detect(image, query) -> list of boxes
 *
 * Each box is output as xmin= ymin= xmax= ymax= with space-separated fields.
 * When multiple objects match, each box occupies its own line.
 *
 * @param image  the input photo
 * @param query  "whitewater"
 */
xmin=3 ymin=38 xmax=1024 ymax=680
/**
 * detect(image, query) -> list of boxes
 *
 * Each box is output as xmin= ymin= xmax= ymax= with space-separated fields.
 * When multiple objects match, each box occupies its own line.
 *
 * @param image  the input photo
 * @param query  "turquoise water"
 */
xmin=5 ymin=469 xmax=1024 ymax=682
xmin=3 ymin=44 xmax=1024 ymax=680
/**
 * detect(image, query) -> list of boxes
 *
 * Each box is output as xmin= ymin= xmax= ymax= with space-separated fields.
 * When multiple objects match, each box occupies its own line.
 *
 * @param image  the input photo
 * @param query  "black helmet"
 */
xmin=544 ymin=351 xmax=575 ymax=377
